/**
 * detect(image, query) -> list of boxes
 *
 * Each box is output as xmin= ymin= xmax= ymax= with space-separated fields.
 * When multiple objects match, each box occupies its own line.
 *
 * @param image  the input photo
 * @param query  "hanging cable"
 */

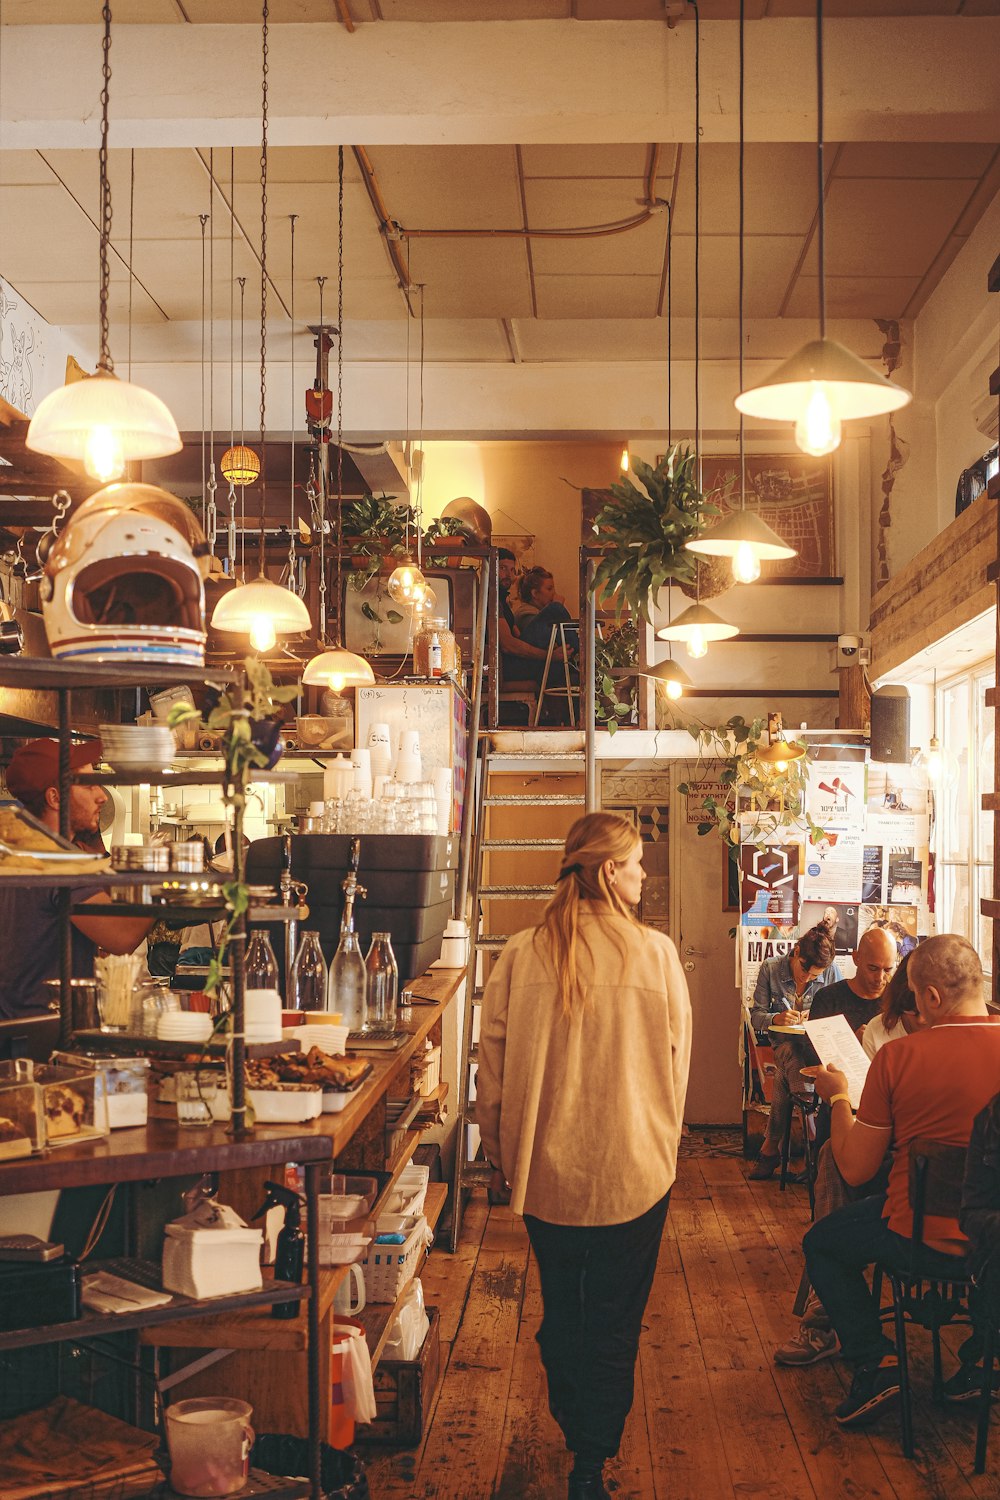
xmin=738 ymin=0 xmax=746 ymax=512
xmin=816 ymin=0 xmax=827 ymax=340
xmin=199 ymin=211 xmax=208 ymax=532
xmin=127 ymin=147 xmax=134 ymax=381
xmin=206 ymin=149 xmax=217 ymax=552
xmin=693 ymin=0 xmax=701 ymax=492
xmin=666 ymin=198 xmax=672 ymax=448
xmin=238 ymin=275 xmax=247 ymax=578
xmin=335 ymin=145 xmax=345 ymax=648
xmin=257 ymin=0 xmax=270 ymax=578
xmin=227 ymin=149 xmax=237 ymax=573
xmin=317 ymin=274 xmax=327 ymax=640
xmin=288 ymin=213 xmax=298 ymax=589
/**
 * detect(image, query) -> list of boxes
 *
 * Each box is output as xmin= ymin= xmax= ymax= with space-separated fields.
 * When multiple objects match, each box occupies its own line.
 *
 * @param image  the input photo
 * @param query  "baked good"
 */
xmin=0 ymin=1116 xmax=27 ymax=1144
xmin=43 ymin=1085 xmax=87 ymax=1139
xmin=0 ymin=807 xmax=61 ymax=854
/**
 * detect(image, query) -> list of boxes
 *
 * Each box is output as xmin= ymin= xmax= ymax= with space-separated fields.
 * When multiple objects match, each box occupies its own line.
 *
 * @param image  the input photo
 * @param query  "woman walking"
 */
xmin=476 ymin=812 xmax=692 ymax=1500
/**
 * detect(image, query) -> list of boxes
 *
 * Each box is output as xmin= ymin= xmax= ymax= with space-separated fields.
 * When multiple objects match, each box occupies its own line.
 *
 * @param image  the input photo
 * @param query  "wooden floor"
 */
xmin=362 ymin=1140 xmax=1000 ymax=1499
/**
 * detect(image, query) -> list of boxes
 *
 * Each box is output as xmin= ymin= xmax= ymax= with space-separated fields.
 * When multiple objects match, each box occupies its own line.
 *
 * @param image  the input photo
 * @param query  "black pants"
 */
xmin=523 ymin=1189 xmax=671 ymax=1467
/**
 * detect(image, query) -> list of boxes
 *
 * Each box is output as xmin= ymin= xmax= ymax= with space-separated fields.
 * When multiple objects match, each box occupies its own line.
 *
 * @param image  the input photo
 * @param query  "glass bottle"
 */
xmin=327 ymin=862 xmax=367 ymax=1031
xmin=289 ymin=930 xmax=328 ymax=1012
xmin=365 ymin=931 xmax=399 ymax=1032
xmin=245 ymin=930 xmax=279 ymax=991
xmin=413 ymin=616 xmax=458 ymax=678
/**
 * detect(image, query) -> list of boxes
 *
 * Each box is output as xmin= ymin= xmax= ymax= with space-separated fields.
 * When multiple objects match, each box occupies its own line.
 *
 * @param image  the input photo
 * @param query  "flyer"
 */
xmin=799 ymin=900 xmax=859 ymax=954
xmin=806 ymin=758 xmax=868 ymax=837
xmin=858 ymin=903 xmax=918 ymax=956
xmin=801 ymin=825 xmax=866 ymax=903
xmin=740 ymin=844 xmax=800 ymax=930
xmin=862 ymin=845 xmax=884 ymax=903
xmin=740 ymin=931 xmax=795 ymax=1007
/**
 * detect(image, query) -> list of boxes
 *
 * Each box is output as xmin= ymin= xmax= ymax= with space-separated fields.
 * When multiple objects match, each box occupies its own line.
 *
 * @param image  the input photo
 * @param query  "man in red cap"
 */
xmin=0 ymin=738 xmax=151 ymax=1018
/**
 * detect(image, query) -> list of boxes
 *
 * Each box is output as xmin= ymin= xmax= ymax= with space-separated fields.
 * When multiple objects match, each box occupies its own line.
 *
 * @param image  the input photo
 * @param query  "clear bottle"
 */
xmin=365 ymin=931 xmax=399 ymax=1032
xmin=289 ymin=930 xmax=328 ymax=1012
xmin=245 ymin=930 xmax=279 ymax=991
xmin=327 ymin=872 xmax=367 ymax=1031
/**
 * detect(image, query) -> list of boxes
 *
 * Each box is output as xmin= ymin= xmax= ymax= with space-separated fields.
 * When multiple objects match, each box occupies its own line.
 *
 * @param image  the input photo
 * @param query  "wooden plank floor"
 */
xmin=362 ymin=1141 xmax=1000 ymax=1499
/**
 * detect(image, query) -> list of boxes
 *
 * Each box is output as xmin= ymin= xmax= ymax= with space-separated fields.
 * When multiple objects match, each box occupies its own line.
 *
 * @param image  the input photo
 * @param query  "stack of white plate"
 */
xmin=293 ymin=1023 xmax=349 ymax=1056
xmin=157 ymin=1012 xmax=214 ymax=1044
xmin=100 ymin=723 xmax=176 ymax=773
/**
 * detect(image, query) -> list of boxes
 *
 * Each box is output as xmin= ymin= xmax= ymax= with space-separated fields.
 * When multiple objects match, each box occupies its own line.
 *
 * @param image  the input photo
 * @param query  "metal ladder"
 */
xmin=447 ymin=736 xmax=587 ymax=1251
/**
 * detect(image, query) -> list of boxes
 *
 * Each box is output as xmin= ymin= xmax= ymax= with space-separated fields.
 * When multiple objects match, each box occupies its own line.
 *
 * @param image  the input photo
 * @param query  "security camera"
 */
xmin=838 ymin=633 xmax=863 ymax=660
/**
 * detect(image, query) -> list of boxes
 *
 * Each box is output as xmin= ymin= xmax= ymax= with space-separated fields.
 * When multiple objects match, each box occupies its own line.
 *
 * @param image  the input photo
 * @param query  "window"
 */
xmin=935 ymin=662 xmax=994 ymax=976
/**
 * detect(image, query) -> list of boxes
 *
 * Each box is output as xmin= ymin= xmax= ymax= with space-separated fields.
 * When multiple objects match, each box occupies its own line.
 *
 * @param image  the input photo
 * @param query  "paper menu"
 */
xmin=802 ymin=1013 xmax=871 ymax=1111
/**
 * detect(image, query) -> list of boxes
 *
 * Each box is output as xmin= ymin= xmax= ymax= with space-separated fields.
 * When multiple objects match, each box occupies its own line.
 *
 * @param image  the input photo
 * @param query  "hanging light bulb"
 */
xmin=733 ymin=540 xmax=761 ymax=584
xmin=687 ymin=512 xmax=795 ymax=585
xmin=26 ymin=9 xmax=182 ymax=476
xmin=387 ymin=556 xmax=426 ymax=605
xmin=754 ymin=712 xmax=806 ymax=768
xmin=212 ymin=576 xmax=311 ymax=652
xmin=793 ymin=381 xmax=842 ymax=457
xmin=411 ymin=578 xmax=437 ymax=616
xmin=657 ymin=602 xmax=739 ymax=661
xmin=640 ymin=657 xmax=692 ymax=701
xmin=620 ymin=445 xmax=630 ymax=474
xmin=302 ymin=648 xmax=375 ymax=694
xmin=913 ymin=670 xmax=959 ymax=789
xmin=249 ymin=614 xmax=277 ymax=653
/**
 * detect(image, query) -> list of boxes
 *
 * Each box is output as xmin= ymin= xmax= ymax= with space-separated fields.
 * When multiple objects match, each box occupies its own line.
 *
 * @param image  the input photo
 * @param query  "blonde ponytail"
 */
xmin=534 ymin=811 xmax=641 ymax=1018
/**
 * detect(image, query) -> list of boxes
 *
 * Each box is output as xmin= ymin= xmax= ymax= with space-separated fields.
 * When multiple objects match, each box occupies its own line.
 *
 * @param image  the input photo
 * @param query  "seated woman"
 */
xmin=513 ymin=567 xmax=579 ymax=656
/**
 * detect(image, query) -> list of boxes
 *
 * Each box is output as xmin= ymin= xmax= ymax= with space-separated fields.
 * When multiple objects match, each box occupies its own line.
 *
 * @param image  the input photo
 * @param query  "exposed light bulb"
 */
xmin=248 ymin=614 xmax=277 ymax=653
xmin=328 ymin=673 xmax=346 ymax=692
xmin=620 ymin=446 xmax=630 ymax=474
xmin=84 ymin=425 xmax=125 ymax=482
xmin=794 ymin=383 xmax=842 ymax=457
xmin=686 ymin=625 xmax=708 ymax=660
xmin=774 ymin=759 xmax=788 ymax=773
xmin=664 ymin=677 xmax=683 ymax=701
xmin=732 ymin=540 xmax=762 ymax=585
xmin=412 ymin=582 xmax=437 ymax=616
xmin=387 ymin=560 xmax=424 ymax=604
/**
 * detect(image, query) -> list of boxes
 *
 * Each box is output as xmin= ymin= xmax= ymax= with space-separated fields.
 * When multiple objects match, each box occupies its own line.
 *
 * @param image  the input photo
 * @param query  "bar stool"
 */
xmin=533 ymin=621 xmax=580 ymax=727
xmin=779 ymin=1091 xmax=819 ymax=1218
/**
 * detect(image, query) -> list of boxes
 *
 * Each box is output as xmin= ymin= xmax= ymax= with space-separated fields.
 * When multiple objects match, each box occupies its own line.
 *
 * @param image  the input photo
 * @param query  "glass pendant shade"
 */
xmin=411 ymin=580 xmax=437 ymax=616
xmin=220 ymin=445 xmax=261 ymax=485
xmin=211 ymin=576 xmax=312 ymax=653
xmin=302 ymin=647 xmax=375 ymax=693
xmin=735 ymin=337 xmax=911 ymax=448
xmin=26 ymin=372 xmax=182 ymax=481
xmin=642 ymin=657 xmax=692 ymax=702
xmin=914 ymin=735 xmax=959 ymax=791
xmin=387 ymin=558 xmax=425 ymax=605
xmin=686 ymin=510 xmax=796 ymax=586
xmin=656 ymin=603 xmax=739 ymax=660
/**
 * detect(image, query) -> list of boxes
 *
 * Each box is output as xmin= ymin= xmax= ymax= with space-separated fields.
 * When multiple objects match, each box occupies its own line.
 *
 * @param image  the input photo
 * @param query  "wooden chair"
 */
xmin=779 ymin=1092 xmax=819 ymax=1219
xmin=874 ymin=1139 xmax=974 ymax=1458
xmin=974 ymin=1260 xmax=1000 ymax=1473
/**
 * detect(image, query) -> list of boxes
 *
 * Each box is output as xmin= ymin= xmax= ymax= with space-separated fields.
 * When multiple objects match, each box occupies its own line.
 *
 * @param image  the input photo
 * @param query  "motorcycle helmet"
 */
xmin=41 ymin=482 xmax=208 ymax=668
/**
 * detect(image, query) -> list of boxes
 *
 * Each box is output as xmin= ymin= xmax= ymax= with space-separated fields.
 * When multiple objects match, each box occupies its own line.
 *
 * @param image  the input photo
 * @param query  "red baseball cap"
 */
xmin=5 ymin=737 xmax=102 ymax=804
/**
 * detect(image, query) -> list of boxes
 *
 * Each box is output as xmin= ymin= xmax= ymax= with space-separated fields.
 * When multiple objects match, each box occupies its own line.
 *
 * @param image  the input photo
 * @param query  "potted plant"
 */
xmin=588 ymin=445 xmax=719 ymax=624
xmin=342 ymin=492 xmax=415 ymax=590
xmin=423 ymin=514 xmax=469 ymax=566
xmin=594 ymin=621 xmax=638 ymax=735
xmin=676 ymin=715 xmax=820 ymax=848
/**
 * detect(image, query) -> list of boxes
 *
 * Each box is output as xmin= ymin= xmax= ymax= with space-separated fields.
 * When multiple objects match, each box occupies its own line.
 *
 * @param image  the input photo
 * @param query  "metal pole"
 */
xmin=584 ymin=560 xmax=598 ymax=812
xmin=305 ymin=1160 xmax=323 ymax=1500
xmin=58 ymin=689 xmax=72 ymax=1047
xmin=455 ymin=551 xmax=490 ymax=922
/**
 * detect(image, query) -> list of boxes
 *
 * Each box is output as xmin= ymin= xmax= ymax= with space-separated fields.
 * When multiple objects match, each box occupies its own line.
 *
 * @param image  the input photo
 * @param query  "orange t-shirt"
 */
xmin=856 ymin=1014 xmax=1000 ymax=1255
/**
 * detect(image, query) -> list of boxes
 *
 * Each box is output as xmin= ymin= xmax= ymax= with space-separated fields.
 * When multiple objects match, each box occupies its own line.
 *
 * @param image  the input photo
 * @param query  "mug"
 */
xmin=333 ymin=1262 xmax=366 ymax=1316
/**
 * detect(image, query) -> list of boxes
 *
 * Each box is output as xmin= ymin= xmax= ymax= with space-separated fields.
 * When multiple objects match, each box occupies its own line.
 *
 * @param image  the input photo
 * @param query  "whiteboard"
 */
xmin=356 ymin=682 xmax=461 ymax=773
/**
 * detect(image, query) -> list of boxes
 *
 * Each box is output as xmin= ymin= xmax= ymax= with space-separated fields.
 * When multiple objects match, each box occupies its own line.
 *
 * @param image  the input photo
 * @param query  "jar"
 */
xmin=413 ymin=617 xmax=459 ymax=679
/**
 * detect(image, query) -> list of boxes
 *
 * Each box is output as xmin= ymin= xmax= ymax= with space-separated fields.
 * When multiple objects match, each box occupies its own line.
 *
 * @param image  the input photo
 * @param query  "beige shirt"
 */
xmin=475 ymin=909 xmax=692 ymax=1226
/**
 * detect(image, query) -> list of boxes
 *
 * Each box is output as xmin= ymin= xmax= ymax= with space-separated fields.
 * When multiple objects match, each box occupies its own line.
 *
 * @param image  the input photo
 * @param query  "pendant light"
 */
xmin=687 ymin=2 xmax=797 ymax=586
xmin=303 ymin=145 xmax=374 ymax=694
xmin=734 ymin=0 xmax=910 ymax=452
xmin=211 ymin=0 xmax=311 ymax=655
xmin=754 ymin=711 xmax=806 ymax=771
xmin=26 ymin=3 xmax=181 ymax=479
xmin=659 ymin=6 xmax=737 ymax=662
xmin=641 ymin=655 xmax=692 ymax=702
xmin=914 ymin=670 xmax=959 ymax=790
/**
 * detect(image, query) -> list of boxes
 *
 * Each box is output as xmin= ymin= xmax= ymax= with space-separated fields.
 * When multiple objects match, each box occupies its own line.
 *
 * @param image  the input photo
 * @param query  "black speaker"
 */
xmin=871 ymin=685 xmax=910 ymax=763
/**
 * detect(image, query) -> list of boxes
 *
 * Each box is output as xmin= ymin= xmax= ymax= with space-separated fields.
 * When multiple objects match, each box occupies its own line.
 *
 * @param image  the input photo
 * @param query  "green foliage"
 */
xmin=674 ymin=713 xmax=822 ymax=847
xmin=588 ymin=445 xmax=718 ymax=624
xmin=594 ymin=621 xmax=638 ymax=736
xmin=343 ymin=492 xmax=414 ymax=589
xmin=167 ymin=657 xmax=300 ymax=995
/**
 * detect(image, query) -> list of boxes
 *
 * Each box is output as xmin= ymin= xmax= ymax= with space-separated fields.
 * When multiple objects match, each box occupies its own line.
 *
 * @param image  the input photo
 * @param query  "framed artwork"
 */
xmin=696 ymin=455 xmax=835 ymax=579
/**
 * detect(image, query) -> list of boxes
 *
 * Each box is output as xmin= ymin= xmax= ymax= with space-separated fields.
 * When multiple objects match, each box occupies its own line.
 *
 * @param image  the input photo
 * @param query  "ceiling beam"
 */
xmin=2 ymin=19 xmax=999 ymax=151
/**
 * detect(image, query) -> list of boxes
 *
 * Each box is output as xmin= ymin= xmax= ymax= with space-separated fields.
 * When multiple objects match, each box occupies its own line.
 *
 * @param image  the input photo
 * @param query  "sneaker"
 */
xmin=748 ymin=1152 xmax=780 ymax=1181
xmin=834 ymin=1356 xmax=901 ymax=1427
xmin=774 ymin=1325 xmax=840 ymax=1366
xmin=942 ymin=1362 xmax=1000 ymax=1403
xmin=567 ymin=1467 xmax=610 ymax=1500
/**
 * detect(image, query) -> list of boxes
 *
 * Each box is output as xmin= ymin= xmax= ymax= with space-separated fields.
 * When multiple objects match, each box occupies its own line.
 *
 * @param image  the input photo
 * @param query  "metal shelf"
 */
xmin=70 ymin=900 xmax=308 ymax=921
xmin=0 ymin=659 xmax=231 ymax=691
xmin=74 ymin=767 xmax=299 ymax=786
xmin=71 ymin=1030 xmax=296 ymax=1060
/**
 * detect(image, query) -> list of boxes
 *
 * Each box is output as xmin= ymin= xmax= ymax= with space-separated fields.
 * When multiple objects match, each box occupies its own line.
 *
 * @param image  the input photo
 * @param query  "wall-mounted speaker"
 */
xmin=871 ymin=685 xmax=911 ymax=764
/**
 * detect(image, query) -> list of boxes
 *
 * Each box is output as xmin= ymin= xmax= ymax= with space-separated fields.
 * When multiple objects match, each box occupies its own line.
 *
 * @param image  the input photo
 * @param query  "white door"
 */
xmin=670 ymin=781 xmax=743 ymax=1124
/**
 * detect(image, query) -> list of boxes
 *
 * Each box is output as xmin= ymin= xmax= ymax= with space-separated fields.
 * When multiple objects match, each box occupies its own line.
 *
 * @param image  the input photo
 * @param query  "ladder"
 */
xmin=447 ymin=736 xmax=587 ymax=1251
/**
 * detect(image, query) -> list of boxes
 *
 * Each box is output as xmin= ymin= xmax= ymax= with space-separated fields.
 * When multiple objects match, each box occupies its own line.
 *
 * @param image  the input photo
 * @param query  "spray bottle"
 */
xmin=253 ymin=1180 xmax=305 ymax=1320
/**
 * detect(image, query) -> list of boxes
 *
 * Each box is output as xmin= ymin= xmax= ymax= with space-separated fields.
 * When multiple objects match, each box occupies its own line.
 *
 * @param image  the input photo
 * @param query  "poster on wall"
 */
xmin=740 ymin=844 xmax=799 ymax=930
xmin=858 ymin=904 xmax=919 ymax=957
xmin=867 ymin=762 xmax=930 ymax=817
xmin=799 ymin=900 xmax=859 ymax=954
xmin=801 ymin=827 xmax=866 ymax=903
xmin=740 ymin=931 xmax=796 ymax=1007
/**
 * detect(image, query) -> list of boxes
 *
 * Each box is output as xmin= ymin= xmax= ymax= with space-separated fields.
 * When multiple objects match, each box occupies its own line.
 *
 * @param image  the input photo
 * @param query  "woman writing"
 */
xmin=476 ymin=812 xmax=691 ymax=1500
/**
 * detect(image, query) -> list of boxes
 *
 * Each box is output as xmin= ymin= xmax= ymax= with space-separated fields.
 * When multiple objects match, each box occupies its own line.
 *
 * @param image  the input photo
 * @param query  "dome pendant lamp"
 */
xmin=303 ymin=147 xmax=373 ymax=695
xmin=26 ymin=4 xmax=181 ymax=480
xmin=733 ymin=0 xmax=910 ymax=453
xmin=688 ymin=5 xmax=797 ymax=587
xmin=642 ymin=655 xmax=692 ymax=702
xmin=754 ymin=712 xmax=806 ymax=773
xmin=211 ymin=0 xmax=310 ymax=655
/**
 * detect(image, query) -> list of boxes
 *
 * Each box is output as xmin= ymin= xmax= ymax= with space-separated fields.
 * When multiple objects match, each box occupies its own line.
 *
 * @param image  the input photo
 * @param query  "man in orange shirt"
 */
xmin=802 ymin=934 xmax=1000 ymax=1428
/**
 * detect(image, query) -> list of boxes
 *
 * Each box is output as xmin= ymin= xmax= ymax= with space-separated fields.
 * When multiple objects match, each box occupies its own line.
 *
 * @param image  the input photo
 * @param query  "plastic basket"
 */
xmin=361 ymin=1214 xmax=430 ymax=1304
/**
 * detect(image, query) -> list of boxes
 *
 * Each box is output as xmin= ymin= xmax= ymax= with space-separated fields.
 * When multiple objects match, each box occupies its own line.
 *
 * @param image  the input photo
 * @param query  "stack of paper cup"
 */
xmin=394 ymin=728 xmax=422 ymax=785
xmin=367 ymin=723 xmax=392 ymax=781
xmin=432 ymin=767 xmax=453 ymax=836
xmin=350 ymin=747 xmax=372 ymax=798
xmin=245 ymin=988 xmax=283 ymax=1044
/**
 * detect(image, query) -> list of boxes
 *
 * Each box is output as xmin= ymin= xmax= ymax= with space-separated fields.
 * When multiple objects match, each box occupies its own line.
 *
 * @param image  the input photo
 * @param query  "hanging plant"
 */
xmin=588 ymin=445 xmax=718 ymax=624
xmin=343 ymin=492 xmax=414 ymax=590
xmin=678 ymin=553 xmax=733 ymax=603
xmin=673 ymin=714 xmax=824 ymax=848
xmin=594 ymin=621 xmax=638 ymax=735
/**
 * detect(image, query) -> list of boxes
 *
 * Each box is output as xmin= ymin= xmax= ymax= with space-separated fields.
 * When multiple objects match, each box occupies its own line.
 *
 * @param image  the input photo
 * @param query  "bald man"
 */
xmin=804 ymin=935 xmax=1000 ymax=1431
xmin=807 ymin=927 xmax=898 ymax=1038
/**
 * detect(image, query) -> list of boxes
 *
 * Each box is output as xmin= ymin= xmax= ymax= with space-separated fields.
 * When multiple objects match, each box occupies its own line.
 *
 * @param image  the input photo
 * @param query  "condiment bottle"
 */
xmin=289 ymin=930 xmax=327 ymax=1012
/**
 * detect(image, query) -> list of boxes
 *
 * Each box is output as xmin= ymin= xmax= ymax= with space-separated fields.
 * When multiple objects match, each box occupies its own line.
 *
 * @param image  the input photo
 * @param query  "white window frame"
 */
xmin=935 ymin=660 xmax=995 ymax=978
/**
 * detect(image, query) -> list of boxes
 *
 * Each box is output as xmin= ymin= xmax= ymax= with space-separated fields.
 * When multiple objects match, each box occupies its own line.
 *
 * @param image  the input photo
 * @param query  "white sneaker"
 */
xmin=773 ymin=1325 xmax=840 ymax=1366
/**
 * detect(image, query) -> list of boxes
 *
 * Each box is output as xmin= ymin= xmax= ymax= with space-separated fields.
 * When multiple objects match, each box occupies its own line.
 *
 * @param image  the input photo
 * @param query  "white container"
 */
xmin=319 ymin=1233 xmax=371 ymax=1268
xmin=162 ymin=1223 xmax=264 ymax=1300
xmin=244 ymin=988 xmax=282 ymax=1044
xmin=247 ymin=1086 xmax=323 ymax=1123
xmin=361 ymin=1213 xmax=430 ymax=1304
xmin=431 ymin=919 xmax=469 ymax=970
xmin=51 ymin=1052 xmax=149 ymax=1131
